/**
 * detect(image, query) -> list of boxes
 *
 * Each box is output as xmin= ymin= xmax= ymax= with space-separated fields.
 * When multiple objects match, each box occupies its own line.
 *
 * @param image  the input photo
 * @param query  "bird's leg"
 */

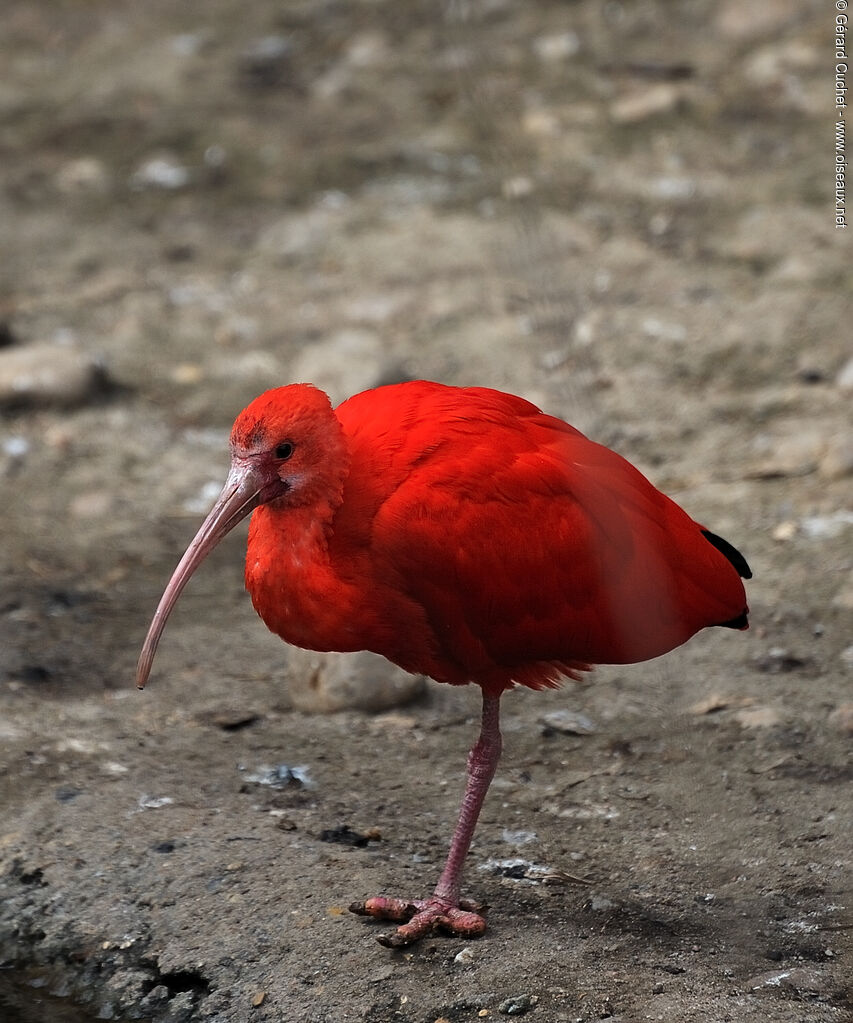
xmin=350 ymin=692 xmax=503 ymax=947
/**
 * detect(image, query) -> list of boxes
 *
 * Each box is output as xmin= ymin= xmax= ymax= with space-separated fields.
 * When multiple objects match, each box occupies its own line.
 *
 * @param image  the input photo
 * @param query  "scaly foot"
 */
xmin=349 ymin=895 xmax=487 ymax=947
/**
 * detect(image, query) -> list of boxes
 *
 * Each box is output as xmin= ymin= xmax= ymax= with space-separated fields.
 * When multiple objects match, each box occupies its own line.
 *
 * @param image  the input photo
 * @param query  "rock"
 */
xmin=836 ymin=357 xmax=853 ymax=392
xmin=716 ymin=0 xmax=799 ymax=39
xmin=771 ymin=521 xmax=796 ymax=541
xmin=688 ymin=693 xmax=732 ymax=715
xmin=610 ymin=83 xmax=681 ymax=123
xmin=344 ymin=31 xmax=390 ymax=69
xmin=239 ymin=35 xmax=295 ymax=90
xmin=833 ymin=581 xmax=853 ymax=611
xmin=743 ymin=41 xmax=819 ymax=87
xmin=55 ymin=156 xmax=110 ymax=194
xmin=745 ymin=431 xmax=824 ymax=479
xmin=0 ymin=342 xmax=108 ymax=409
xmin=285 ymin=649 xmax=425 ymax=713
xmin=733 ymin=706 xmax=782 ymax=729
xmin=828 ymin=702 xmax=853 ymax=734
xmin=290 ymin=328 xmax=388 ymax=406
xmin=800 ymin=511 xmax=853 ymax=539
xmin=746 ymin=966 xmax=827 ymax=994
xmin=819 ymin=434 xmax=853 ymax=479
xmin=498 ymin=993 xmax=539 ymax=1015
xmin=130 ymin=155 xmax=190 ymax=191
xmin=541 ymin=709 xmax=597 ymax=734
xmin=533 ymin=32 xmax=580 ymax=62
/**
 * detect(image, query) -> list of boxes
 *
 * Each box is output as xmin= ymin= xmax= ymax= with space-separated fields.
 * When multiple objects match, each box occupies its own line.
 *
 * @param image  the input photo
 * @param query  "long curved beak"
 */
xmin=135 ymin=461 xmax=265 ymax=690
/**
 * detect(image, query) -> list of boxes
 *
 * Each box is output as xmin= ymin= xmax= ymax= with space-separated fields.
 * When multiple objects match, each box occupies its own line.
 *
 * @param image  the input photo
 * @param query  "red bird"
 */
xmin=136 ymin=381 xmax=751 ymax=946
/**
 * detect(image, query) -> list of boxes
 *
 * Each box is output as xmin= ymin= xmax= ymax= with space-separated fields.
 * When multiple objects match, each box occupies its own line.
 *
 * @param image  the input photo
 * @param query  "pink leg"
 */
xmin=350 ymin=692 xmax=503 ymax=947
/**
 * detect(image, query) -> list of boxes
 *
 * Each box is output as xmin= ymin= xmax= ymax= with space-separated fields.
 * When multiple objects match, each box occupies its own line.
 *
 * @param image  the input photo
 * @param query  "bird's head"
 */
xmin=135 ymin=384 xmax=348 ymax=690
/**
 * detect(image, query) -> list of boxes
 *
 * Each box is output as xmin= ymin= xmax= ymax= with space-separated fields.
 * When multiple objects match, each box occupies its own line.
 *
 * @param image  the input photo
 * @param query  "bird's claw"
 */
xmin=349 ymin=895 xmax=487 ymax=947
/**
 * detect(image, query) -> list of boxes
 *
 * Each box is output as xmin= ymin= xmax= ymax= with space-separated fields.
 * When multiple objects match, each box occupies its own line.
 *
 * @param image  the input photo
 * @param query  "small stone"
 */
xmin=56 ymin=156 xmax=110 ymax=194
xmin=344 ymin=31 xmax=389 ymax=68
xmin=541 ymin=709 xmax=597 ymax=735
xmin=252 ymin=991 xmax=267 ymax=1007
xmin=0 ymin=342 xmax=108 ymax=409
xmin=533 ymin=32 xmax=580 ymax=62
xmin=688 ymin=693 xmax=731 ymax=715
xmin=772 ymin=521 xmax=797 ymax=541
xmin=130 ymin=155 xmax=190 ymax=191
xmin=170 ymin=363 xmax=205 ymax=385
xmin=745 ymin=433 xmax=823 ymax=479
xmin=746 ymin=966 xmax=824 ymax=992
xmin=522 ymin=108 xmax=561 ymax=137
xmin=716 ymin=0 xmax=799 ymax=39
xmin=754 ymin=648 xmax=809 ymax=673
xmin=733 ymin=706 xmax=782 ymax=729
xmin=828 ymin=703 xmax=853 ymax=734
xmin=836 ymin=357 xmax=853 ymax=392
xmin=641 ymin=317 xmax=687 ymax=343
xmin=498 ymin=993 xmax=538 ymax=1016
xmin=819 ymin=434 xmax=853 ymax=480
xmin=800 ymin=511 xmax=853 ymax=539
xmin=69 ymin=491 xmax=114 ymax=519
xmin=502 ymin=175 xmax=535 ymax=199
xmin=834 ymin=579 xmax=853 ymax=611
xmin=454 ymin=946 xmax=476 ymax=965
xmin=239 ymin=35 xmax=294 ymax=89
xmin=286 ymin=649 xmax=425 ymax=713
xmin=610 ymin=83 xmax=680 ymax=123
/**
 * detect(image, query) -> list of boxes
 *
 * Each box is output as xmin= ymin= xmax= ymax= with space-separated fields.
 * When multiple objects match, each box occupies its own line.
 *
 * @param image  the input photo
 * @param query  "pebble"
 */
xmin=746 ymin=966 xmax=824 ymax=992
xmin=800 ymin=511 xmax=853 ymax=539
xmin=533 ymin=32 xmax=580 ymax=62
xmin=285 ymin=649 xmax=425 ymax=713
xmin=716 ymin=0 xmax=799 ymax=39
xmin=771 ymin=521 xmax=797 ymax=542
xmin=69 ymin=491 xmax=115 ymax=519
xmin=819 ymin=434 xmax=853 ymax=480
xmin=733 ymin=706 xmax=782 ymax=729
xmin=55 ymin=156 xmax=110 ymax=194
xmin=541 ymin=709 xmax=597 ymax=735
xmin=836 ymin=357 xmax=853 ymax=392
xmin=498 ymin=993 xmax=539 ymax=1016
xmin=130 ymin=155 xmax=190 ymax=191
xmin=745 ymin=433 xmax=824 ymax=479
xmin=454 ymin=946 xmax=476 ymax=965
xmin=828 ymin=702 xmax=853 ymax=734
xmin=833 ymin=581 xmax=853 ymax=612
xmin=239 ymin=35 xmax=294 ymax=90
xmin=610 ymin=83 xmax=680 ymax=123
xmin=0 ymin=342 xmax=107 ymax=409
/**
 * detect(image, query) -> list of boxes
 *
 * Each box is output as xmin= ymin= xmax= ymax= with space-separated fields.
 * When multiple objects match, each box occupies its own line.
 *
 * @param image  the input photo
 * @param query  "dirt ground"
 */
xmin=0 ymin=1 xmax=851 ymax=1021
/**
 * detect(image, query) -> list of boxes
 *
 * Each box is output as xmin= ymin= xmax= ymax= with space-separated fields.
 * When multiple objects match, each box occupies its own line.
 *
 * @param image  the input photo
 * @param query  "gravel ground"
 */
xmin=0 ymin=1 xmax=850 ymax=1021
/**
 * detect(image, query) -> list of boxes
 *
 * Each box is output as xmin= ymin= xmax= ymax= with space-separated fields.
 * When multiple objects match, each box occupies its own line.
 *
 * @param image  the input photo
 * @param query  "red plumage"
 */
xmin=137 ymin=380 xmax=751 ymax=946
xmin=243 ymin=381 xmax=748 ymax=694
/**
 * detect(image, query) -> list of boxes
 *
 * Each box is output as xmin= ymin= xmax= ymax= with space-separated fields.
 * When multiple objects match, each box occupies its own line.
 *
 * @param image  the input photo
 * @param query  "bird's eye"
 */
xmin=274 ymin=442 xmax=294 ymax=460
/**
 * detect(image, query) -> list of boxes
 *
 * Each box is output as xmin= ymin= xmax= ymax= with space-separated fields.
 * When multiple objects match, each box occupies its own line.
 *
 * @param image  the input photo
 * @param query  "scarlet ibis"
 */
xmin=136 ymin=381 xmax=751 ymax=947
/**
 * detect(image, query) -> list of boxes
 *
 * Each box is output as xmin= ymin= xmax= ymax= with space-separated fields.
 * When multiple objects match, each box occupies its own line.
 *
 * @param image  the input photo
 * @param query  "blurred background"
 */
xmin=0 ymin=1 xmax=850 ymax=1021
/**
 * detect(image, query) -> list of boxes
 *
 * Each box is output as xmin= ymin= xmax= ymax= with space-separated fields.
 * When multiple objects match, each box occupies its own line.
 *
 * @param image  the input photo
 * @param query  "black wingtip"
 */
xmin=701 ymin=529 xmax=752 ymax=580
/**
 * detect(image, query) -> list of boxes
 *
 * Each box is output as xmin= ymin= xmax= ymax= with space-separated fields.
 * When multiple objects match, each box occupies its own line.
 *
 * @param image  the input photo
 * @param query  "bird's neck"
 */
xmin=244 ymin=498 xmax=364 ymax=653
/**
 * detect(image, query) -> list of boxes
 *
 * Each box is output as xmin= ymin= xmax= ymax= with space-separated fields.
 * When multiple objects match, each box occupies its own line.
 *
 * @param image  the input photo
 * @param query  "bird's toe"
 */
xmin=350 ymin=894 xmax=487 ymax=946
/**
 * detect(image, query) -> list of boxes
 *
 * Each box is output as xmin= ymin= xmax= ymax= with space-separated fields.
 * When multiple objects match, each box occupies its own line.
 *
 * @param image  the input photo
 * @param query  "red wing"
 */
xmin=368 ymin=412 xmax=748 ymax=689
